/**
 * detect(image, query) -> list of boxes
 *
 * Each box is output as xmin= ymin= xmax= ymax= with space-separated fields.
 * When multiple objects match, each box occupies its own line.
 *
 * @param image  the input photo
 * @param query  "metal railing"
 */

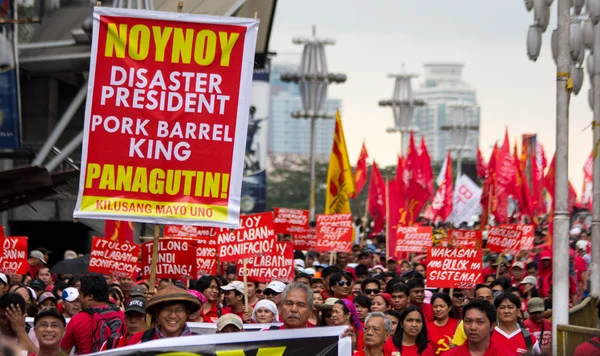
xmin=557 ymin=297 xmax=599 ymax=355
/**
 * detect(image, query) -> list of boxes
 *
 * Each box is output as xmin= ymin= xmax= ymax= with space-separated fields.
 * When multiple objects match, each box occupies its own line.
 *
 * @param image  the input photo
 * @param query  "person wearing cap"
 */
xmin=28 ymin=250 xmax=47 ymax=279
xmin=127 ymin=285 xmax=200 ymax=345
xmin=101 ymin=298 xmax=148 ymax=350
xmin=216 ymin=314 xmax=244 ymax=333
xmin=128 ymin=285 xmax=147 ymax=300
xmin=491 ymin=256 xmax=510 ymax=279
xmin=221 ymin=281 xmax=252 ymax=323
xmin=264 ymin=281 xmax=286 ymax=308
xmin=251 ymin=299 xmax=279 ymax=324
xmin=31 ymin=308 xmax=67 ymax=356
xmin=386 ymin=258 xmax=398 ymax=275
xmin=38 ymin=292 xmax=58 ymax=311
xmin=523 ymin=297 xmax=551 ymax=353
xmin=0 ymin=293 xmax=38 ymax=354
xmin=574 ymin=241 xmax=590 ymax=299
xmin=31 ymin=280 xmax=47 ymax=298
xmin=61 ymin=288 xmax=81 ymax=318
xmin=0 ymin=273 xmax=7 ymax=297
xmin=511 ymin=262 xmax=526 ymax=286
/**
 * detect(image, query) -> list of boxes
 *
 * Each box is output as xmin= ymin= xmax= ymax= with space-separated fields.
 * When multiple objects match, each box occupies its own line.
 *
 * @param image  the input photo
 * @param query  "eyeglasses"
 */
xmin=256 ymin=289 xmax=263 ymax=294
xmin=364 ymin=288 xmax=380 ymax=295
xmin=160 ymin=307 xmax=187 ymax=315
xmin=265 ymin=290 xmax=280 ymax=297
xmin=36 ymin=322 xmax=62 ymax=330
xmin=337 ymin=281 xmax=351 ymax=287
xmin=453 ymin=293 xmax=464 ymax=299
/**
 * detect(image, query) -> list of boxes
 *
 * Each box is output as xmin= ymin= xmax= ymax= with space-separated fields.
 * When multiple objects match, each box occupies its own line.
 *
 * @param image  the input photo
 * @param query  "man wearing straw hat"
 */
xmin=127 ymin=286 xmax=200 ymax=345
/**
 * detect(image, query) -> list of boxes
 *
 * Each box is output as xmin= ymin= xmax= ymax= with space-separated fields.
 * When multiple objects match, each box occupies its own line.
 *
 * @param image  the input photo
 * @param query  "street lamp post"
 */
xmin=280 ymin=26 xmax=346 ymax=222
xmin=440 ymin=103 xmax=478 ymax=181
xmin=379 ymin=69 xmax=425 ymax=156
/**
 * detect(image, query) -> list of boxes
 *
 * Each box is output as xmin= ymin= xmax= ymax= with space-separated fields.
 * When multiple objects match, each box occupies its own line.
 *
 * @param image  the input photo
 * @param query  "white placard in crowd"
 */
xmin=451 ymin=174 xmax=482 ymax=227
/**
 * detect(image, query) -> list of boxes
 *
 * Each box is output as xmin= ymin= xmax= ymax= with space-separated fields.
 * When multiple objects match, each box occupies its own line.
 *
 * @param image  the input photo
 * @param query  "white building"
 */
xmin=413 ymin=63 xmax=480 ymax=162
xmin=269 ymin=64 xmax=342 ymax=161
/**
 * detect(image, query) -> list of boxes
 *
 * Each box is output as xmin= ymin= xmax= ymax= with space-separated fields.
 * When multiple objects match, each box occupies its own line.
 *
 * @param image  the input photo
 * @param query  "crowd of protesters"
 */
xmin=0 ymin=220 xmax=597 ymax=356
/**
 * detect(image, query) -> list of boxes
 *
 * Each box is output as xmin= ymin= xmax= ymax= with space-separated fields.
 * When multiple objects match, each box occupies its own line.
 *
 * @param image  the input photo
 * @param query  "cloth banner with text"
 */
xmin=88 ymin=237 xmax=139 ymax=278
xmin=73 ymin=7 xmax=259 ymax=228
xmin=293 ymin=227 xmax=317 ymax=251
xmin=273 ymin=208 xmax=309 ymax=234
xmin=437 ymin=230 xmax=483 ymax=249
xmin=141 ymin=238 xmax=195 ymax=279
xmin=237 ymin=242 xmax=294 ymax=283
xmin=391 ymin=226 xmax=433 ymax=255
xmin=89 ymin=326 xmax=351 ymax=356
xmin=486 ymin=225 xmax=533 ymax=255
xmin=164 ymin=225 xmax=216 ymax=239
xmin=426 ymin=247 xmax=483 ymax=289
xmin=315 ymin=213 xmax=353 ymax=253
xmin=217 ymin=212 xmax=276 ymax=262
xmin=0 ymin=236 xmax=27 ymax=275
xmin=196 ymin=236 xmax=217 ymax=277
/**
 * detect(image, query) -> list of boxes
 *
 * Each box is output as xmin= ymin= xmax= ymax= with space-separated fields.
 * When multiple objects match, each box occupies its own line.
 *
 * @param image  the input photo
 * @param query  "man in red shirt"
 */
xmin=27 ymin=250 xmax=46 ymax=279
xmin=574 ymin=336 xmax=600 ymax=356
xmin=407 ymin=279 xmax=433 ymax=322
xmin=60 ymin=275 xmax=125 ymax=354
xmin=355 ymin=312 xmax=391 ymax=356
xmin=523 ymin=297 xmax=551 ymax=354
xmin=279 ymin=282 xmax=312 ymax=330
xmin=445 ymin=300 xmax=512 ymax=356
xmin=221 ymin=281 xmax=252 ymax=322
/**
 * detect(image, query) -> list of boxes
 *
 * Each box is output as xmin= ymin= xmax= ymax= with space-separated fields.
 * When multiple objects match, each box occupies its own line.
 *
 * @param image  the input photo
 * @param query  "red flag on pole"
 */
xmin=481 ymin=143 xmax=498 ymax=228
xmin=351 ymin=142 xmax=369 ymax=198
xmin=367 ymin=162 xmax=386 ymax=233
xmin=493 ymin=130 xmax=515 ymax=224
xmin=105 ymin=220 xmax=134 ymax=243
xmin=405 ymin=132 xmax=429 ymax=225
xmin=476 ymin=148 xmax=487 ymax=179
xmin=514 ymin=143 xmax=533 ymax=218
xmin=431 ymin=151 xmax=453 ymax=222
xmin=420 ymin=138 xmax=434 ymax=198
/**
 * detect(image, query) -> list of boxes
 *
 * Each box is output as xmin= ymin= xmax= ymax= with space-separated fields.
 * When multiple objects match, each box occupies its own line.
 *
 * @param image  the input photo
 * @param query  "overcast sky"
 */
xmin=268 ymin=0 xmax=593 ymax=193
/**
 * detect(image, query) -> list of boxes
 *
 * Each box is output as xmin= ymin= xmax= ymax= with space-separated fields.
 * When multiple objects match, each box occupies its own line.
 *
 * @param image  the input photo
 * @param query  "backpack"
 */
xmin=520 ymin=326 xmax=533 ymax=353
xmin=83 ymin=306 xmax=125 ymax=353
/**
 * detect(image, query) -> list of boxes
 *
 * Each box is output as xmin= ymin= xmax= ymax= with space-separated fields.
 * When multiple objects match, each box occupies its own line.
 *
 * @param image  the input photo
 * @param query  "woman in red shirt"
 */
xmin=426 ymin=293 xmax=460 ymax=355
xmin=194 ymin=275 xmax=222 ymax=323
xmin=384 ymin=306 xmax=434 ymax=356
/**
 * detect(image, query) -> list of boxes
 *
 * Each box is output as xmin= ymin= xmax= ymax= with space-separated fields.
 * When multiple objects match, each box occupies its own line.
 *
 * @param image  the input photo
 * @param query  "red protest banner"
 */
xmin=73 ymin=8 xmax=259 ymax=228
xmin=0 ymin=236 xmax=27 ymax=275
xmin=438 ymin=230 xmax=483 ymax=249
xmin=217 ymin=212 xmax=276 ymax=262
xmin=141 ymin=239 xmax=195 ymax=279
xmin=164 ymin=225 xmax=216 ymax=239
xmin=426 ymin=247 xmax=483 ymax=289
xmin=293 ymin=227 xmax=317 ymax=251
xmin=88 ymin=237 xmax=139 ymax=278
xmin=238 ymin=242 xmax=294 ymax=283
xmin=515 ymin=224 xmax=535 ymax=251
xmin=487 ymin=225 xmax=523 ymax=255
xmin=393 ymin=226 xmax=433 ymax=255
xmin=196 ymin=237 xmax=217 ymax=278
xmin=315 ymin=214 xmax=353 ymax=253
xmin=273 ymin=208 xmax=309 ymax=234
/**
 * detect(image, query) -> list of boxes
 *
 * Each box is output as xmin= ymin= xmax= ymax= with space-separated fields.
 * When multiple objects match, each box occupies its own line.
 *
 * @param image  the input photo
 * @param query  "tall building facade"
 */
xmin=269 ymin=64 xmax=342 ymax=161
xmin=413 ymin=63 xmax=480 ymax=163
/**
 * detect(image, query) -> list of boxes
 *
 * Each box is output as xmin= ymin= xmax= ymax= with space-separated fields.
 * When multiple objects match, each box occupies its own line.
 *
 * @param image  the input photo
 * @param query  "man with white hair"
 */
xmin=278 ymin=282 xmax=313 ymax=330
xmin=356 ymin=312 xmax=392 ymax=356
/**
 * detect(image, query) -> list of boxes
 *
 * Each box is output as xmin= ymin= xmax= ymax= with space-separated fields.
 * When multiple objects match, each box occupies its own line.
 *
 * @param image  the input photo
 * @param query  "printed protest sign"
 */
xmin=237 ymin=242 xmax=293 ymax=283
xmin=0 ymin=236 xmax=27 ymax=275
xmin=426 ymin=247 xmax=483 ymax=289
xmin=438 ymin=230 xmax=482 ymax=249
xmin=393 ymin=226 xmax=433 ymax=255
xmin=164 ymin=225 xmax=216 ymax=239
xmin=217 ymin=212 xmax=276 ymax=262
xmin=315 ymin=214 xmax=353 ymax=253
xmin=89 ymin=237 xmax=139 ymax=278
xmin=293 ymin=227 xmax=317 ymax=251
xmin=141 ymin=238 xmax=195 ymax=279
xmin=196 ymin=237 xmax=217 ymax=277
xmin=273 ymin=208 xmax=309 ymax=234
xmin=487 ymin=225 xmax=523 ymax=255
xmin=73 ymin=7 xmax=259 ymax=228
xmin=509 ymin=224 xmax=535 ymax=251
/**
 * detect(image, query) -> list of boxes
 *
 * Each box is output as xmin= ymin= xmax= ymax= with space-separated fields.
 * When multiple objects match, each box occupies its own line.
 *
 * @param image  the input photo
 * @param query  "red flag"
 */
xmin=476 ymin=148 xmax=487 ymax=179
xmin=405 ymin=132 xmax=429 ymax=224
xmin=420 ymin=138 xmax=434 ymax=198
xmin=431 ymin=151 xmax=453 ymax=221
xmin=481 ymin=143 xmax=498 ymax=228
xmin=582 ymin=152 xmax=593 ymax=210
xmin=514 ymin=144 xmax=533 ymax=218
xmin=367 ymin=162 xmax=386 ymax=233
xmin=351 ymin=142 xmax=369 ymax=198
xmin=387 ymin=178 xmax=403 ymax=255
xmin=104 ymin=220 xmax=134 ymax=243
xmin=544 ymin=153 xmax=577 ymax=213
xmin=493 ymin=131 xmax=516 ymax=224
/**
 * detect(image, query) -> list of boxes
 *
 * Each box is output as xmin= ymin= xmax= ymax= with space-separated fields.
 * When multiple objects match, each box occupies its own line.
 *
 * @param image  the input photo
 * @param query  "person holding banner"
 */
xmin=220 ymin=281 xmax=252 ymax=323
xmin=385 ymin=306 xmax=433 ymax=356
xmin=127 ymin=286 xmax=201 ymax=345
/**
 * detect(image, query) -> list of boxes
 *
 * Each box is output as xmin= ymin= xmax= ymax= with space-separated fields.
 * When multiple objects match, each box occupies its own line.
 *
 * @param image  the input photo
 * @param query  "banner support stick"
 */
xmin=243 ymin=258 xmax=249 ymax=312
xmin=146 ymin=224 xmax=160 ymax=327
xmin=329 ymin=252 xmax=335 ymax=266
xmin=496 ymin=253 xmax=502 ymax=279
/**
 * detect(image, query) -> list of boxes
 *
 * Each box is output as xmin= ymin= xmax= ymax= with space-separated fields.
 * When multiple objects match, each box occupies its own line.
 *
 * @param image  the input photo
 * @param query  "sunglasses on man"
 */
xmin=264 ymin=290 xmax=281 ymax=297
xmin=364 ymin=288 xmax=380 ymax=295
xmin=337 ymin=281 xmax=351 ymax=287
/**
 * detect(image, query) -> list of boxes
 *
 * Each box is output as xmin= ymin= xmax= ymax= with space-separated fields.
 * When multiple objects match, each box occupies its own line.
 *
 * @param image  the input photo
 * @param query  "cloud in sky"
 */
xmin=268 ymin=0 xmax=593 ymax=194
